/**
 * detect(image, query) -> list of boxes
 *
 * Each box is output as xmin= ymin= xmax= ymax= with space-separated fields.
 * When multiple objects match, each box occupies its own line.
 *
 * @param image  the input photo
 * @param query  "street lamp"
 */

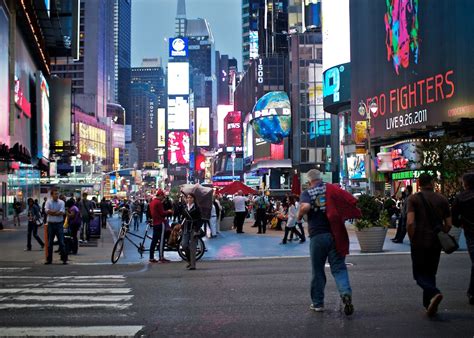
xmin=230 ymin=151 xmax=236 ymax=181
xmin=358 ymin=99 xmax=378 ymax=195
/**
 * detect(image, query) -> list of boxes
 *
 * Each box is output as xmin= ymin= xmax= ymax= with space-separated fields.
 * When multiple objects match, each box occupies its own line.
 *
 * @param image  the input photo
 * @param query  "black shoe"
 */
xmin=257 ymin=232 xmax=262 ymax=234
xmin=468 ymin=293 xmax=474 ymax=305
xmin=299 ymin=239 xmax=306 ymax=244
xmin=392 ymin=240 xmax=403 ymax=243
xmin=62 ymin=261 xmax=68 ymax=265
xmin=342 ymin=294 xmax=354 ymax=316
xmin=44 ymin=261 xmax=52 ymax=265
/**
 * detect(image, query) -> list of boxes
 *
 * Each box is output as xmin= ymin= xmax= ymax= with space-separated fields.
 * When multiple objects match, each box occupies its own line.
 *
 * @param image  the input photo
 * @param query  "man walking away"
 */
xmin=297 ymin=169 xmax=361 ymax=316
xmin=78 ymin=192 xmax=93 ymax=243
xmin=100 ymin=198 xmax=109 ymax=229
xmin=149 ymin=190 xmax=173 ymax=263
xmin=407 ymin=173 xmax=452 ymax=316
xmin=233 ymin=190 xmax=248 ymax=234
xmin=44 ymin=189 xmax=68 ymax=264
xmin=13 ymin=198 xmax=22 ymax=227
xmin=255 ymin=193 xmax=269 ymax=234
xmin=451 ymin=172 xmax=474 ymax=305
xmin=26 ymin=198 xmax=44 ymax=251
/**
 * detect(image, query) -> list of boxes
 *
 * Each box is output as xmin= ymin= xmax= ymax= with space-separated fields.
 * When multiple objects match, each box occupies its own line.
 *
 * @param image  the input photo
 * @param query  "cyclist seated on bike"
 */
xmin=181 ymin=193 xmax=202 ymax=270
xmin=149 ymin=190 xmax=173 ymax=263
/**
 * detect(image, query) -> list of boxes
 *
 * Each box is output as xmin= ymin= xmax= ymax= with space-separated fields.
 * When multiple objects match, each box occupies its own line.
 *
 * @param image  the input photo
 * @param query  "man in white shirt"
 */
xmin=233 ymin=190 xmax=248 ymax=234
xmin=45 ymin=188 xmax=67 ymax=264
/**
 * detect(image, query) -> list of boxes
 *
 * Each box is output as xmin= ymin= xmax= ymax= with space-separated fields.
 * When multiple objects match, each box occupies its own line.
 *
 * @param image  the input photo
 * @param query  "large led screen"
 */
xmin=0 ymin=5 xmax=9 ymax=145
xmin=350 ymin=0 xmax=474 ymax=139
xmin=167 ymin=131 xmax=190 ymax=165
xmin=167 ymin=62 xmax=189 ymax=95
xmin=36 ymin=71 xmax=50 ymax=160
xmin=167 ymin=96 xmax=189 ymax=130
xmin=250 ymin=91 xmax=291 ymax=144
xmin=195 ymin=107 xmax=210 ymax=147
xmin=322 ymin=0 xmax=350 ymax=72
xmin=217 ymin=105 xmax=234 ymax=145
xmin=157 ymin=108 xmax=166 ymax=147
xmin=224 ymin=111 xmax=242 ymax=147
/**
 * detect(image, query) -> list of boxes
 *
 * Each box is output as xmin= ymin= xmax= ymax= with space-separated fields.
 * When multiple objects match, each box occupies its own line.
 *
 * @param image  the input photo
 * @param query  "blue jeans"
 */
xmin=133 ymin=215 xmax=140 ymax=231
xmin=47 ymin=221 xmax=67 ymax=263
xmin=310 ymin=233 xmax=352 ymax=307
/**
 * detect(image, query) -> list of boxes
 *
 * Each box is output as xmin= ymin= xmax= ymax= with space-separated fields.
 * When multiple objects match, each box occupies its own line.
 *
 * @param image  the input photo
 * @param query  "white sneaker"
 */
xmin=310 ymin=304 xmax=324 ymax=312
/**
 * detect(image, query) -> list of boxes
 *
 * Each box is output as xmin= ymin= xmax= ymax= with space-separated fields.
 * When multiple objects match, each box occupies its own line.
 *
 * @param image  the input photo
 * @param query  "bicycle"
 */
xmin=111 ymin=216 xmax=206 ymax=264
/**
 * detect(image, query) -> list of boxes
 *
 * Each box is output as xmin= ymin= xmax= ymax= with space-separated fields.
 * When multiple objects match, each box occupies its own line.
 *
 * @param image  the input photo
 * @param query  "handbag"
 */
xmin=35 ymin=218 xmax=43 ymax=227
xmin=418 ymin=192 xmax=458 ymax=254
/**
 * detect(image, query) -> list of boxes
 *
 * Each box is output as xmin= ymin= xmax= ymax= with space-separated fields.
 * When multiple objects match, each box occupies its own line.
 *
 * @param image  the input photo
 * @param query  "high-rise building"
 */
xmin=115 ymin=0 xmax=132 ymax=119
xmin=242 ymin=0 xmax=289 ymax=70
xmin=129 ymin=63 xmax=166 ymax=165
xmin=175 ymin=0 xmax=187 ymax=36
xmin=51 ymin=0 xmax=114 ymax=119
xmin=217 ymin=53 xmax=238 ymax=105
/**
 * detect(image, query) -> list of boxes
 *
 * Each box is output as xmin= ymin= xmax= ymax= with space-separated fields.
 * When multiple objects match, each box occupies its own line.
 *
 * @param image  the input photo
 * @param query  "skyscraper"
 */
xmin=51 ymin=0 xmax=114 ymax=118
xmin=176 ymin=0 xmax=187 ymax=36
xmin=115 ymin=0 xmax=132 ymax=121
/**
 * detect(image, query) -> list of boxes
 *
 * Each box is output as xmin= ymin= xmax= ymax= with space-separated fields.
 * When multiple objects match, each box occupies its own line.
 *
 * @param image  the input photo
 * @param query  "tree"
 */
xmin=416 ymin=135 xmax=473 ymax=198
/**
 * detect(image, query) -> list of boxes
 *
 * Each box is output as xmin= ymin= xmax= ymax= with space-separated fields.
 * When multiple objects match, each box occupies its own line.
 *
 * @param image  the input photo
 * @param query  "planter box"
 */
xmin=355 ymin=227 xmax=388 ymax=253
xmin=220 ymin=217 xmax=234 ymax=231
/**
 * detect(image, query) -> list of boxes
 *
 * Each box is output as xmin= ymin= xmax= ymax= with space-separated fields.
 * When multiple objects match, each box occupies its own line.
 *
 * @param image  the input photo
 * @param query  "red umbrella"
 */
xmin=291 ymin=173 xmax=301 ymax=196
xmin=218 ymin=181 xmax=258 ymax=195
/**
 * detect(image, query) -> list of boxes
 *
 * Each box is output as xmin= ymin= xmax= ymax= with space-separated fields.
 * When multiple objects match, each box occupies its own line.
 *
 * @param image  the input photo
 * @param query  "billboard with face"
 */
xmin=167 ymin=131 xmax=190 ymax=165
xmin=350 ymin=0 xmax=474 ymax=139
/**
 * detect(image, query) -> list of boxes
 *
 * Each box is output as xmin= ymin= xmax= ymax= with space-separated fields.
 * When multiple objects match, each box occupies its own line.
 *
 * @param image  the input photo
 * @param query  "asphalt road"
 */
xmin=0 ymin=253 xmax=473 ymax=337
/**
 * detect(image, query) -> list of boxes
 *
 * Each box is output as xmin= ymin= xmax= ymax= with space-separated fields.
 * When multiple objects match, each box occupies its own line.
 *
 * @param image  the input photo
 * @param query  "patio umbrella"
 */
xmin=218 ymin=181 xmax=258 ymax=196
xmin=180 ymin=184 xmax=214 ymax=220
xmin=291 ymin=173 xmax=301 ymax=196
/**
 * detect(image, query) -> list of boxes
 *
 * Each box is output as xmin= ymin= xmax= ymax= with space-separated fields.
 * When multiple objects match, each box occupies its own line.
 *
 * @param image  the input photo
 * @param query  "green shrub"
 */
xmin=355 ymin=194 xmax=387 ymax=230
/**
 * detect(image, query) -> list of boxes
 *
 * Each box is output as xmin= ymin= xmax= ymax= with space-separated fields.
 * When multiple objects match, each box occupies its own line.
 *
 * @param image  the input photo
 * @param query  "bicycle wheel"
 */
xmin=177 ymin=237 xmax=206 ymax=261
xmin=111 ymin=238 xmax=124 ymax=264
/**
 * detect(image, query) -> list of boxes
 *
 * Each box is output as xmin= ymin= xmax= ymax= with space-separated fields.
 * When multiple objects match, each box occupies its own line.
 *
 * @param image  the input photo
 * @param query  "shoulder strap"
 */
xmin=417 ymin=192 xmax=442 ymax=231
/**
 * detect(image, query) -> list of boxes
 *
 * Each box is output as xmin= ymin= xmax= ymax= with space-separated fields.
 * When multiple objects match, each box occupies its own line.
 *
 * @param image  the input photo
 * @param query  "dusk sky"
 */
xmin=131 ymin=0 xmax=242 ymax=69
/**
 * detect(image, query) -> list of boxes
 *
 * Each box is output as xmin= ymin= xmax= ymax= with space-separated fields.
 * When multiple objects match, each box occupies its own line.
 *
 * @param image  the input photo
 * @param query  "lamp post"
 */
xmin=231 ymin=151 xmax=236 ymax=181
xmin=358 ymin=99 xmax=378 ymax=195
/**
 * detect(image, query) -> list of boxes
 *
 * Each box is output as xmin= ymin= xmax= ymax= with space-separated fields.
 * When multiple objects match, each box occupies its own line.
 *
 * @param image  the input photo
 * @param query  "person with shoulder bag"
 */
xmin=26 ymin=198 xmax=44 ymax=251
xmin=181 ymin=193 xmax=202 ymax=270
xmin=451 ymin=172 xmax=474 ymax=305
xmin=407 ymin=173 xmax=453 ymax=317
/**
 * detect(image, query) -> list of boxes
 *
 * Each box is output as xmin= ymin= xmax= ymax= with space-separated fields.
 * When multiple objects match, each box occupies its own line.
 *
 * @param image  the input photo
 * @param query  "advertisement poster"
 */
xmin=36 ymin=72 xmax=50 ymax=160
xmin=167 ymin=96 xmax=189 ymax=130
xmin=347 ymin=154 xmax=366 ymax=179
xmin=195 ymin=107 xmax=210 ymax=147
xmin=167 ymin=131 xmax=190 ymax=165
xmin=157 ymin=108 xmax=166 ymax=147
xmin=351 ymin=0 xmax=474 ymax=138
xmin=0 ymin=5 xmax=9 ymax=145
xmin=224 ymin=111 xmax=242 ymax=147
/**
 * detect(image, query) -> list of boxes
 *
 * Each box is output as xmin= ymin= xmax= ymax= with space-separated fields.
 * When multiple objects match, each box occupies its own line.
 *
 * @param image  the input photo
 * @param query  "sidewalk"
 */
xmin=0 ymin=215 xmax=117 ymax=265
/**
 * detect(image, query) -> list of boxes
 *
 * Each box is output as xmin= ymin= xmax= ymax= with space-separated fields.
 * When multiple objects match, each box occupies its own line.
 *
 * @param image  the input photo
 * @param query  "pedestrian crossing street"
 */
xmin=0 ymin=272 xmax=133 ymax=310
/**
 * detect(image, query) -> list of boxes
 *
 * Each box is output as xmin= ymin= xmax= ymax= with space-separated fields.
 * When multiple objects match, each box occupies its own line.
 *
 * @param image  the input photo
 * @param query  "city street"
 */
xmin=1 ymin=216 xmax=473 ymax=337
xmin=0 ymin=253 xmax=473 ymax=337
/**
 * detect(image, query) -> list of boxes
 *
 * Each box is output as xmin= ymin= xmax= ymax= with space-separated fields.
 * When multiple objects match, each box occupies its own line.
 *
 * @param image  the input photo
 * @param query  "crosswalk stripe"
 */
xmin=0 ymin=326 xmax=144 ymax=336
xmin=0 ymin=275 xmax=126 ymax=280
xmin=1 ymin=283 xmax=127 ymax=288
xmin=0 ymin=303 xmax=133 ymax=310
xmin=0 ymin=295 xmax=133 ymax=302
xmin=0 ymin=288 xmax=131 ymax=294
xmin=0 ymin=268 xmax=30 ymax=271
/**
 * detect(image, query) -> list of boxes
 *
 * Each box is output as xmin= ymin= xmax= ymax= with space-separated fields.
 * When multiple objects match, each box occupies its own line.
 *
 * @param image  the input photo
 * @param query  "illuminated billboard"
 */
xmin=347 ymin=154 xmax=366 ymax=180
xmin=249 ymin=31 xmax=259 ymax=59
xmin=250 ymin=91 xmax=291 ymax=144
xmin=77 ymin=122 xmax=106 ymax=158
xmin=0 ymin=5 xmax=9 ymax=146
xmin=224 ymin=111 xmax=242 ymax=147
xmin=351 ymin=0 xmax=474 ymax=138
xmin=195 ymin=107 xmax=210 ymax=147
xmin=167 ymin=96 xmax=189 ymax=130
xmin=167 ymin=131 xmax=190 ymax=165
xmin=36 ymin=71 xmax=50 ymax=160
xmin=167 ymin=62 xmax=189 ymax=95
xmin=217 ymin=104 xmax=234 ymax=145
xmin=169 ymin=37 xmax=188 ymax=57
xmin=157 ymin=108 xmax=166 ymax=147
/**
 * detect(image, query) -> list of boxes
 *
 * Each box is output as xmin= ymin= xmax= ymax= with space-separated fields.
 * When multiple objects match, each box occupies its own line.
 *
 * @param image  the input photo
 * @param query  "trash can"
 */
xmin=89 ymin=209 xmax=102 ymax=238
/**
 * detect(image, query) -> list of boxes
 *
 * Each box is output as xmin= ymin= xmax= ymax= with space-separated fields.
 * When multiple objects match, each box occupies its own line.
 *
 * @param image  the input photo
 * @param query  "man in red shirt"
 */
xmin=149 ymin=190 xmax=173 ymax=263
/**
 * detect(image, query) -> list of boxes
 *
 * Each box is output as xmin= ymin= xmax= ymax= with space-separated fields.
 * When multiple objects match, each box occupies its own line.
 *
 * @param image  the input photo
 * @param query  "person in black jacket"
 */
xmin=451 ymin=172 xmax=474 ymax=305
xmin=181 ymin=193 xmax=201 ymax=270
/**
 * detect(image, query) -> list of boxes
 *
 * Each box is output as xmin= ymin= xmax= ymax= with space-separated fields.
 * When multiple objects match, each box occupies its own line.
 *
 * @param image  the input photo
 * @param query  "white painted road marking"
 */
xmin=0 ymin=295 xmax=134 ymax=302
xmin=0 ymin=326 xmax=143 ymax=336
xmin=0 ymin=303 xmax=133 ymax=310
xmin=0 ymin=288 xmax=131 ymax=294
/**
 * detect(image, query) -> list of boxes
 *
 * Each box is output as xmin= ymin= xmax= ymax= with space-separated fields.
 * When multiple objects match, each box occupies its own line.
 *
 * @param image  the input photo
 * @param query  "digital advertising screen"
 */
xmin=350 ymin=0 xmax=474 ymax=139
xmin=167 ymin=131 xmax=190 ymax=165
xmin=167 ymin=96 xmax=189 ymax=130
xmin=157 ymin=108 xmax=166 ymax=147
xmin=169 ymin=37 xmax=188 ymax=58
xmin=217 ymin=104 xmax=234 ymax=145
xmin=249 ymin=31 xmax=259 ymax=59
xmin=224 ymin=111 xmax=242 ymax=147
xmin=36 ymin=71 xmax=50 ymax=160
xmin=167 ymin=62 xmax=189 ymax=95
xmin=347 ymin=154 xmax=366 ymax=180
xmin=195 ymin=107 xmax=210 ymax=147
